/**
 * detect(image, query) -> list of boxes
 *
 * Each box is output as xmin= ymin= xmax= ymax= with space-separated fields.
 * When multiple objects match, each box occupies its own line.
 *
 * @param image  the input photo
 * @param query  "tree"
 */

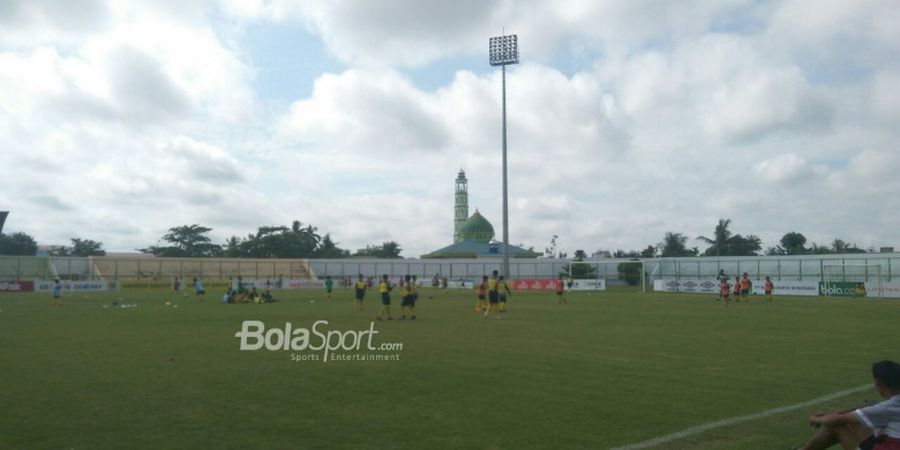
xmin=223 ymin=236 xmax=244 ymax=257
xmin=831 ymin=239 xmax=866 ymax=254
xmin=640 ymin=245 xmax=657 ymax=258
xmin=140 ymin=224 xmax=222 ymax=257
xmin=696 ymin=219 xmax=763 ymax=256
xmin=617 ymin=260 xmax=643 ymax=286
xmin=728 ymin=234 xmax=762 ymax=256
xmin=659 ymin=232 xmax=695 ymax=257
xmin=613 ymin=249 xmax=640 ymax=258
xmin=219 ymin=221 xmax=348 ymax=259
xmin=353 ymin=242 xmax=403 ymax=259
xmin=561 ymin=249 xmax=596 ymax=279
xmin=779 ymin=232 xmax=808 ymax=255
xmin=53 ymin=238 xmax=106 ymax=256
xmin=545 ymin=235 xmax=563 ymax=258
xmin=697 ymin=218 xmax=733 ymax=256
xmin=315 ymin=234 xmax=350 ymax=258
xmin=0 ymin=232 xmax=38 ymax=256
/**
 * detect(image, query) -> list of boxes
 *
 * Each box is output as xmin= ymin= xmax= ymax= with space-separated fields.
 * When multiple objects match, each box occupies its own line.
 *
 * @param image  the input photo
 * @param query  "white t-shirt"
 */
xmin=855 ymin=394 xmax=900 ymax=438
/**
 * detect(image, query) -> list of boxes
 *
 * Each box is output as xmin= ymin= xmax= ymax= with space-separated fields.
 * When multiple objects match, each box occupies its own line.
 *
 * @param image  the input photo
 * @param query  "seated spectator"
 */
xmin=262 ymin=289 xmax=276 ymax=303
xmin=799 ymin=360 xmax=900 ymax=450
xmin=222 ymin=290 xmax=233 ymax=304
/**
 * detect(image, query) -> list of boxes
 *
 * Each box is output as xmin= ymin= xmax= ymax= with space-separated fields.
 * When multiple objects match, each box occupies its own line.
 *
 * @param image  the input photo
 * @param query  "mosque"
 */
xmin=421 ymin=170 xmax=540 ymax=259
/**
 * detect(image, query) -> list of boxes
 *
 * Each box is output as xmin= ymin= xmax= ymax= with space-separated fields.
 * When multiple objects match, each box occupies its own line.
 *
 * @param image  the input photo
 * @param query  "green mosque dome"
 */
xmin=459 ymin=210 xmax=494 ymax=242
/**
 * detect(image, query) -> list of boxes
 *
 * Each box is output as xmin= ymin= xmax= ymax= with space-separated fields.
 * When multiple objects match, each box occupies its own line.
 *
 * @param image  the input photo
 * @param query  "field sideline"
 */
xmin=1 ymin=286 xmax=897 ymax=449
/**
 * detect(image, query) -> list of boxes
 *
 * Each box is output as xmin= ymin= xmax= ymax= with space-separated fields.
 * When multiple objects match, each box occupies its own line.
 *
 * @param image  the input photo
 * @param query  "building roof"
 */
xmin=421 ymin=240 xmax=541 ymax=259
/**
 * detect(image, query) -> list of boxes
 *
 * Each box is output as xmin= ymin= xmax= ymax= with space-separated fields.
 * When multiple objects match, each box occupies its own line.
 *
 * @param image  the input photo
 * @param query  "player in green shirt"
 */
xmin=325 ymin=275 xmax=334 ymax=301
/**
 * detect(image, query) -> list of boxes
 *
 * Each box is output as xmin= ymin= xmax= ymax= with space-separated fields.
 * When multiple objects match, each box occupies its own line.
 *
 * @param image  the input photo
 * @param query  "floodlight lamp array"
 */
xmin=489 ymin=34 xmax=519 ymax=66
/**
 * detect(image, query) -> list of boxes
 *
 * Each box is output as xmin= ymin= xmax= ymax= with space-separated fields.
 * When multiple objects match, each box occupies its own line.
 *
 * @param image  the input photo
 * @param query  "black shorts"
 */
xmin=489 ymin=291 xmax=499 ymax=304
xmin=381 ymin=293 xmax=390 ymax=305
xmin=355 ymin=289 xmax=365 ymax=300
xmin=477 ymin=294 xmax=485 ymax=300
xmin=859 ymin=435 xmax=876 ymax=450
xmin=764 ymin=290 xmax=772 ymax=295
xmin=326 ymin=287 xmax=333 ymax=293
xmin=499 ymin=293 xmax=507 ymax=302
xmin=741 ymin=289 xmax=749 ymax=295
xmin=401 ymin=296 xmax=414 ymax=307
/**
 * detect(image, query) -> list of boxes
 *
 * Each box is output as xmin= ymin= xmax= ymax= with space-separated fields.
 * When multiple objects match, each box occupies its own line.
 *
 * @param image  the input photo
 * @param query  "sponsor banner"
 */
xmin=870 ymin=282 xmax=900 ymax=298
xmin=654 ymin=279 xmax=820 ymax=297
xmin=513 ymin=279 xmax=561 ymax=291
xmin=570 ymin=279 xmax=607 ymax=291
xmin=819 ymin=281 xmax=860 ymax=297
xmin=752 ymin=280 xmax=820 ymax=297
xmin=0 ymin=280 xmax=34 ymax=293
xmin=447 ymin=280 xmax=475 ymax=289
xmin=653 ymin=279 xmax=720 ymax=293
xmin=34 ymin=280 xmax=109 ymax=292
xmin=819 ymin=281 xmax=898 ymax=298
xmin=236 ymin=279 xmax=325 ymax=290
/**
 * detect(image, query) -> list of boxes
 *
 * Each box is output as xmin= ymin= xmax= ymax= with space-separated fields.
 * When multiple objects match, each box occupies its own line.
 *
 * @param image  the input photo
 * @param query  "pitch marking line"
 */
xmin=610 ymin=384 xmax=871 ymax=450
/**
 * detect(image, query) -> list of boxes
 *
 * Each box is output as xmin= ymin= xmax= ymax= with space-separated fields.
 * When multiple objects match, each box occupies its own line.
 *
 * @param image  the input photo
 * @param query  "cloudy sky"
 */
xmin=1 ymin=0 xmax=898 ymax=257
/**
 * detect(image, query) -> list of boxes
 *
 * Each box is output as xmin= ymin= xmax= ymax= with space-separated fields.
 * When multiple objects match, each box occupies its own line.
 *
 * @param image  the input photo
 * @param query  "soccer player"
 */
xmin=734 ymin=276 xmax=742 ymax=304
xmin=475 ymin=275 xmax=488 ymax=312
xmin=52 ymin=278 xmax=63 ymax=306
xmin=740 ymin=273 xmax=751 ymax=302
xmin=764 ymin=276 xmax=774 ymax=302
xmin=556 ymin=274 xmax=567 ymax=304
xmin=485 ymin=270 xmax=499 ymax=317
xmin=376 ymin=274 xmax=393 ymax=321
xmin=325 ymin=275 xmax=334 ymax=301
xmin=498 ymin=275 xmax=511 ymax=312
xmin=720 ymin=278 xmax=731 ymax=305
xmin=400 ymin=275 xmax=413 ymax=320
xmin=410 ymin=275 xmax=419 ymax=320
xmin=354 ymin=274 xmax=367 ymax=311
xmin=194 ymin=277 xmax=205 ymax=297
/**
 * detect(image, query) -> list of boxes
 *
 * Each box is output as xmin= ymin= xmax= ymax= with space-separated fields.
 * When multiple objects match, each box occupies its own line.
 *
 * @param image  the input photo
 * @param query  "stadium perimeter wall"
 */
xmin=1 ymin=254 xmax=896 ymax=285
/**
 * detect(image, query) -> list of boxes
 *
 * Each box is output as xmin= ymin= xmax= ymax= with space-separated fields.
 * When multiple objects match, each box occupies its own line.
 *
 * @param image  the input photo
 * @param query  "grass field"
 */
xmin=1 ymin=286 xmax=897 ymax=449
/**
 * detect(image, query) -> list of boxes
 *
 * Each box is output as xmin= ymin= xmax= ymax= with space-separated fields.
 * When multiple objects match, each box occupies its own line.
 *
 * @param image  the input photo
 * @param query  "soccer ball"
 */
xmin=310 ymin=300 xmax=315 ymax=303
xmin=165 ymin=301 xmax=171 ymax=306
xmin=173 ymin=305 xmax=179 ymax=309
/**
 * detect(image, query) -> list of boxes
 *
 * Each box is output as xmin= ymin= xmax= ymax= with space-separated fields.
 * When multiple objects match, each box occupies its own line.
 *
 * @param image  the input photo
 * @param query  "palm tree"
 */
xmin=697 ymin=218 xmax=732 ymax=256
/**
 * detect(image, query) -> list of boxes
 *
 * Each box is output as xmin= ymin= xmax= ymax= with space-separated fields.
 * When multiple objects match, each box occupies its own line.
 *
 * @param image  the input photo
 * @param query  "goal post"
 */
xmin=822 ymin=263 xmax=884 ymax=298
xmin=565 ymin=260 xmax=645 ymax=293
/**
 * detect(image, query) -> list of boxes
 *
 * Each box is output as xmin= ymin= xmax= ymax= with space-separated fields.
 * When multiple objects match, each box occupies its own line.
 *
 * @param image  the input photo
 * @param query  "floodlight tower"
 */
xmin=489 ymin=33 xmax=518 ymax=280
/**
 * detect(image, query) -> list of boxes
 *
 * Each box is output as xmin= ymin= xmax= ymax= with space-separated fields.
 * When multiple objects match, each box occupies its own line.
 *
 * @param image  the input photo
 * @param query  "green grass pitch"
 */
xmin=1 ymin=286 xmax=897 ymax=449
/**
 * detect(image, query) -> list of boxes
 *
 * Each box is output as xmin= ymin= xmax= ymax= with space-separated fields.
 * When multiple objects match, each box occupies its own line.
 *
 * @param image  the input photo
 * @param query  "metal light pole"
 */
xmin=489 ymin=34 xmax=519 ymax=280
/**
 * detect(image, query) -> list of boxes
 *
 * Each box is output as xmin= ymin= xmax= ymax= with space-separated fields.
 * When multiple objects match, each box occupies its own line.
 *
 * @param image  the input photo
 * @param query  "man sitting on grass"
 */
xmin=799 ymin=360 xmax=900 ymax=450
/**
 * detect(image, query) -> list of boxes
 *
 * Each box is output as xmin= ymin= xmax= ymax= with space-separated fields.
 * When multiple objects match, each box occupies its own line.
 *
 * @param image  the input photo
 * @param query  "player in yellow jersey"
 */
xmin=400 ymin=275 xmax=414 ymax=320
xmin=354 ymin=274 xmax=367 ymax=311
xmin=484 ymin=270 xmax=500 ymax=318
xmin=556 ymin=274 xmax=567 ymax=304
xmin=498 ymin=275 xmax=511 ymax=312
xmin=376 ymin=274 xmax=393 ymax=320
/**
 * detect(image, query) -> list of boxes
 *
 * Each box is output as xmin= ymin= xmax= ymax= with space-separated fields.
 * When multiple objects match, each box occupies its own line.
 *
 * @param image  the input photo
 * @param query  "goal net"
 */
xmin=822 ymin=264 xmax=884 ymax=298
xmin=566 ymin=260 xmax=645 ymax=293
